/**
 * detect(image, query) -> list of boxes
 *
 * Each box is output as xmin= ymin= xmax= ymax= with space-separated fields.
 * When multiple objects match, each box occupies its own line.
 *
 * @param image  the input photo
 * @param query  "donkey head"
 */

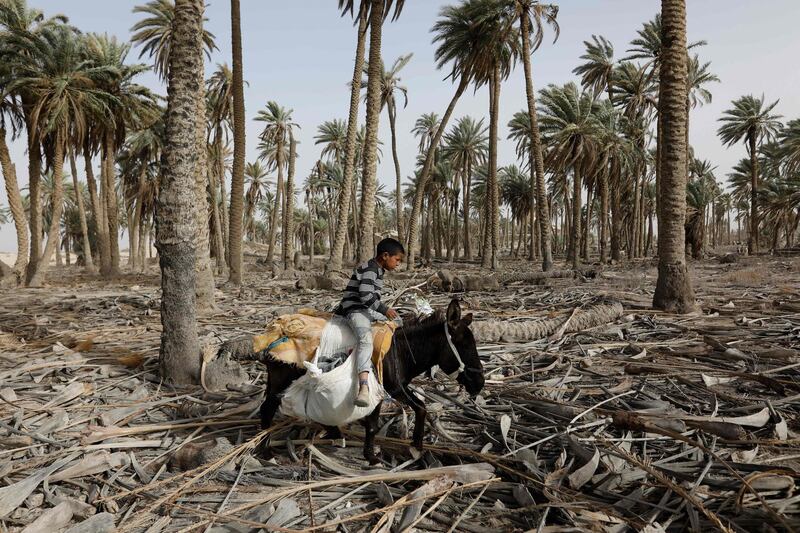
xmin=440 ymin=298 xmax=484 ymax=397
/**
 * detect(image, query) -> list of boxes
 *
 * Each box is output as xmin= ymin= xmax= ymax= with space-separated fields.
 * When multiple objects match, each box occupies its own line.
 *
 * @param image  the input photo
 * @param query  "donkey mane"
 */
xmin=397 ymin=310 xmax=446 ymax=333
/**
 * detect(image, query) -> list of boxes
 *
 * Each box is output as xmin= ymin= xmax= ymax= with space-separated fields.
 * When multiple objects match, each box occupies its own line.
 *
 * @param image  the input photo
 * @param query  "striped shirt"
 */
xmin=336 ymin=259 xmax=389 ymax=316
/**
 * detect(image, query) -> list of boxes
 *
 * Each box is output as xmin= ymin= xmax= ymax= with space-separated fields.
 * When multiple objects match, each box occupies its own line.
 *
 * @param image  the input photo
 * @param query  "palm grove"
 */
xmin=2 ymin=0 xmax=800 ymax=381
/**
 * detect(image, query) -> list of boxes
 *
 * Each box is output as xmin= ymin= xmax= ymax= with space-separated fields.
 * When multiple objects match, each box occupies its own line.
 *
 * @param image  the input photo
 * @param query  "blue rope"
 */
xmin=267 ymin=336 xmax=289 ymax=352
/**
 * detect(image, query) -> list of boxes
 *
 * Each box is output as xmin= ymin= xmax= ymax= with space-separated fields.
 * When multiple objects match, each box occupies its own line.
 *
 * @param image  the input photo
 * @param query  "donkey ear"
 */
xmin=462 ymin=313 xmax=473 ymax=326
xmin=446 ymin=298 xmax=461 ymax=326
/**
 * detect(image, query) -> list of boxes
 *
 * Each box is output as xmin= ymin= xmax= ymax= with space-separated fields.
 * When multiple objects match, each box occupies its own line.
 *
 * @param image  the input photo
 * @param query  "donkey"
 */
xmin=258 ymin=298 xmax=484 ymax=464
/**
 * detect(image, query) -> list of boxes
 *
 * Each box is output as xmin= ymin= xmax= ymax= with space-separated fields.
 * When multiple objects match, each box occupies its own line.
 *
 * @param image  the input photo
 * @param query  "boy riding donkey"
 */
xmin=335 ymin=238 xmax=404 ymax=407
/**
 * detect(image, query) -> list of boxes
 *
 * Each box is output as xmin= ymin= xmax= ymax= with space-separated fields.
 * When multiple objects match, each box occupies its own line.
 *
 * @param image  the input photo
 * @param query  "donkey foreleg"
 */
xmin=399 ymin=386 xmax=427 ymax=450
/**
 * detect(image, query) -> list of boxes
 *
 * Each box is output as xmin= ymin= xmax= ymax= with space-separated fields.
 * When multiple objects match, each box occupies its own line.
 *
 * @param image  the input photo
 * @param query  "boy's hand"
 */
xmin=386 ymin=309 xmax=399 ymax=320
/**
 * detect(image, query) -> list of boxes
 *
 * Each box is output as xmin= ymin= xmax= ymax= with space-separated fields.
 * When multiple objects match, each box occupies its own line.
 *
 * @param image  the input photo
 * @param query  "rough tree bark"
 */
xmin=28 ymin=139 xmax=65 ymax=287
xmin=0 ymin=126 xmax=29 ymax=278
xmin=520 ymin=6 xmax=553 ymax=271
xmin=282 ymin=134 xmax=297 ymax=269
xmin=156 ymin=0 xmax=203 ymax=384
xmin=227 ymin=0 xmax=246 ymax=285
xmin=356 ymin=0 xmax=385 ymax=262
xmin=653 ymin=0 xmax=696 ymax=313
xmin=69 ymin=151 xmax=94 ymax=271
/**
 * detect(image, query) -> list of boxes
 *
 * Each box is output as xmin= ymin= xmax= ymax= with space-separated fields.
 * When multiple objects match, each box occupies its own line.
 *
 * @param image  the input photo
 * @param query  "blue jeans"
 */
xmin=346 ymin=308 xmax=387 ymax=375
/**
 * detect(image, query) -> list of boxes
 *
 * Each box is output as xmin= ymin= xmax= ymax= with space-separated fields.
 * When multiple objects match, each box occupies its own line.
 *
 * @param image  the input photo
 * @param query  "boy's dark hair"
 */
xmin=376 ymin=237 xmax=405 ymax=257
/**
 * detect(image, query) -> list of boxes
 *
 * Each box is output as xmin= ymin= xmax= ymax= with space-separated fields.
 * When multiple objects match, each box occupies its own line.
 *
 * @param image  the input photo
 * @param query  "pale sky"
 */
xmin=2 ymin=0 xmax=799 ymax=252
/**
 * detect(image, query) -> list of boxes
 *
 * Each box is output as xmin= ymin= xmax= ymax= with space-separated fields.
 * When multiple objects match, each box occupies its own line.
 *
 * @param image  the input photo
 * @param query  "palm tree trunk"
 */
xmin=157 ymin=0 xmax=203 ymax=384
xmin=103 ymin=132 xmax=121 ymax=276
xmin=356 ymin=0 xmax=386 ymax=262
xmin=582 ymin=185 xmax=593 ymax=261
xmin=282 ymin=134 xmax=297 ymax=269
xmin=520 ymin=8 xmax=553 ymax=271
xmin=328 ymin=7 xmax=368 ymax=273
xmin=129 ymin=166 xmax=144 ymax=271
xmin=387 ymin=99 xmax=404 ymax=245
xmin=490 ymin=68 xmax=501 ymax=271
xmin=208 ymin=162 xmax=225 ymax=273
xmin=462 ymin=162 xmax=472 ymax=259
xmin=653 ymin=0 xmax=695 ymax=313
xmin=570 ymin=167 xmax=582 ymax=269
xmin=748 ymin=132 xmax=759 ymax=254
xmin=138 ymin=214 xmax=148 ymax=270
xmin=25 ymin=135 xmax=42 ymax=285
xmin=214 ymin=132 xmax=230 ymax=267
xmin=267 ymin=145 xmax=284 ymax=263
xmin=599 ymin=169 xmax=609 ymax=263
xmin=228 ymin=0 xmax=246 ymax=285
xmin=194 ymin=70 xmax=215 ymax=311
xmin=29 ymin=138 xmax=65 ymax=287
xmin=0 ymin=126 xmax=29 ymax=278
xmin=69 ymin=151 xmax=94 ymax=271
xmin=407 ymin=76 xmax=470 ymax=269
xmin=84 ymin=149 xmax=110 ymax=274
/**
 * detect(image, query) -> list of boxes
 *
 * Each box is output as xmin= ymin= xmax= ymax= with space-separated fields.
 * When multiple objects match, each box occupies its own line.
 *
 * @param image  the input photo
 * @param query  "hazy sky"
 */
xmin=2 ymin=0 xmax=799 ymax=252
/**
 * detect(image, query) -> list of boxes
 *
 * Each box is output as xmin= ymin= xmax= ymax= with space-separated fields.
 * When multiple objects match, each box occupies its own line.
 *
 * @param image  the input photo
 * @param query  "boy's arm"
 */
xmin=358 ymin=269 xmax=389 ymax=315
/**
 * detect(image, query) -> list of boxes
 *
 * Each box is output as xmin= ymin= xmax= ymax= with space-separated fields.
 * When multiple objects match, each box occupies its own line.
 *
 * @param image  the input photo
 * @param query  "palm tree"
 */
xmin=67 ymin=146 xmax=95 ymax=272
xmin=131 ymin=0 xmax=216 ymax=307
xmin=0 ymin=0 xmax=67 ymax=285
xmin=356 ymin=0 xmax=406 ymax=262
xmin=206 ymin=62 xmax=235 ymax=271
xmin=781 ymin=118 xmax=800 ymax=176
xmin=718 ymin=95 xmax=782 ymax=254
xmin=229 ymin=0 xmax=245 ymax=284
xmin=539 ymin=82 xmax=600 ymax=269
xmin=7 ymin=24 xmax=118 ymax=286
xmin=85 ymin=33 xmax=159 ymax=277
xmin=0 ymin=40 xmax=28 ymax=279
xmin=243 ymin=161 xmax=271 ymax=239
xmin=652 ymin=0 xmax=695 ymax=313
xmin=412 ymin=112 xmax=440 ymax=155
xmin=363 ymin=53 xmax=411 ymax=244
xmin=327 ymin=0 xmax=369 ymax=274
xmin=156 ymin=0 xmax=204 ymax=384
xmin=443 ymin=116 xmax=488 ymax=259
xmin=406 ymin=0 xmax=492 ymax=269
xmin=510 ymin=0 xmax=559 ymax=270
xmin=255 ymin=101 xmax=297 ymax=264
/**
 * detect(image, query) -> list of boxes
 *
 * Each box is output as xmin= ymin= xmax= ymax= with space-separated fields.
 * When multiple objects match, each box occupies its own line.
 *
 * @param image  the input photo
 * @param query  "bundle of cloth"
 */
xmin=253 ymin=309 xmax=398 ymax=426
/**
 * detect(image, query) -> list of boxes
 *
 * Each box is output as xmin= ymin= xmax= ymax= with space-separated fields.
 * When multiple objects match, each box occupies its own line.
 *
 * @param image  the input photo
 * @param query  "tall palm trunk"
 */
xmin=29 ymin=138 xmax=65 ymax=287
xmin=328 ymin=8 xmax=368 ymax=273
xmin=0 ymin=126 xmax=29 ymax=277
xmin=407 ymin=75 xmax=470 ymax=268
xmin=387 ymin=99 xmax=404 ymax=244
xmin=582 ymin=185 xmax=593 ymax=261
xmin=489 ymin=67 xmax=501 ymax=270
xmin=84 ymin=149 xmax=110 ymax=273
xmin=208 ymin=161 xmax=225 ymax=273
xmin=748 ymin=132 xmax=758 ymax=254
xmin=267 ymin=144 xmax=284 ymax=262
xmin=653 ymin=0 xmax=695 ymax=313
xmin=129 ymin=165 xmax=145 ymax=270
xmin=599 ymin=169 xmax=609 ymax=263
xmin=570 ymin=161 xmax=582 ymax=269
xmin=520 ymin=7 xmax=553 ymax=271
xmin=24 ymin=133 xmax=42 ymax=285
xmin=228 ymin=0 xmax=246 ymax=285
xmin=194 ymin=66 xmax=215 ymax=311
xmin=461 ymin=163 xmax=472 ymax=259
xmin=69 ymin=151 xmax=94 ymax=271
xmin=356 ymin=0 xmax=385 ymax=262
xmin=157 ymin=0 xmax=203 ymax=384
xmin=103 ymin=132 xmax=121 ymax=276
xmin=282 ymin=134 xmax=297 ymax=269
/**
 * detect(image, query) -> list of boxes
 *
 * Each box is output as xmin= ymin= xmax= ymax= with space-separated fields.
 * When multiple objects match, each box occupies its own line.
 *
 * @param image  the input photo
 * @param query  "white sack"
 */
xmin=279 ymin=317 xmax=385 ymax=427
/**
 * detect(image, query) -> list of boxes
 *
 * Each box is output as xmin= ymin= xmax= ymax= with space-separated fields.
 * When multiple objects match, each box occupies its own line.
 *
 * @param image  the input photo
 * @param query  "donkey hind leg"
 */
xmin=323 ymin=426 xmax=342 ymax=440
xmin=257 ymin=363 xmax=302 ymax=458
xmin=361 ymin=400 xmax=383 ymax=465
xmin=399 ymin=386 xmax=427 ymax=450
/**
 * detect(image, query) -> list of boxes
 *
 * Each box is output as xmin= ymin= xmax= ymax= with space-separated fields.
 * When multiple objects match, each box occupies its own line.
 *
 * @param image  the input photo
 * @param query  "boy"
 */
xmin=336 ymin=238 xmax=404 ymax=407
